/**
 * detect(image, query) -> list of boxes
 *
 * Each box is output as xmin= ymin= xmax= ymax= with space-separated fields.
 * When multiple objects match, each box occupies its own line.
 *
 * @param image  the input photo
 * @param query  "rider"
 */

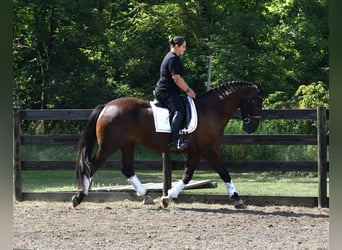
xmin=154 ymin=36 xmax=196 ymax=150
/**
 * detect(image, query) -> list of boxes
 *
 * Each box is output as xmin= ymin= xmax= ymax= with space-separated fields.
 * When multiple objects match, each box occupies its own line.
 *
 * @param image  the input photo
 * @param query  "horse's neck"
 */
xmin=198 ymin=94 xmax=243 ymax=130
xmin=221 ymin=95 xmax=244 ymax=125
xmin=199 ymin=84 xmax=256 ymax=130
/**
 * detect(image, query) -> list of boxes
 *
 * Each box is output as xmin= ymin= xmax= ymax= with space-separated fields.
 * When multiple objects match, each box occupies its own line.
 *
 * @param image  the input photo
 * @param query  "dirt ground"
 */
xmin=13 ymin=200 xmax=329 ymax=250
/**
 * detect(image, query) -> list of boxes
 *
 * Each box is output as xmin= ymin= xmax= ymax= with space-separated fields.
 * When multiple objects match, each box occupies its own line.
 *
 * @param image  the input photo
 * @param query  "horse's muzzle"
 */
xmin=243 ymin=118 xmax=260 ymax=134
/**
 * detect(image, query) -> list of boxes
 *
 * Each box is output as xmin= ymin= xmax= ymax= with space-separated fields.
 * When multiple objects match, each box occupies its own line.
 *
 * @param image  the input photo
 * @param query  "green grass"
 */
xmin=21 ymin=169 xmax=328 ymax=197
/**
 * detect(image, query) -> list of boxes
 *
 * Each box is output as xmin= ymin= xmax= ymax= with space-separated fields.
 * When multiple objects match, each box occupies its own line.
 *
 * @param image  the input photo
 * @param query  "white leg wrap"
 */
xmin=225 ymin=181 xmax=237 ymax=198
xmin=83 ymin=175 xmax=92 ymax=195
xmin=168 ymin=181 xmax=186 ymax=198
xmin=128 ymin=175 xmax=147 ymax=196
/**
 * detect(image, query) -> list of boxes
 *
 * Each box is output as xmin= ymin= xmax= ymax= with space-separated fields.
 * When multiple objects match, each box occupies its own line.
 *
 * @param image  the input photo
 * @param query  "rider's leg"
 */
xmin=170 ymin=111 xmax=185 ymax=149
xmin=167 ymin=95 xmax=186 ymax=150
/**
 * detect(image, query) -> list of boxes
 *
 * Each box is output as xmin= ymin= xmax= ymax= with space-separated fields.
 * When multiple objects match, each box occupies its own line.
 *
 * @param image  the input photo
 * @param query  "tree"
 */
xmin=13 ymin=0 xmax=329 ymax=111
xmin=295 ymin=81 xmax=329 ymax=109
xmin=13 ymin=0 xmax=114 ymax=109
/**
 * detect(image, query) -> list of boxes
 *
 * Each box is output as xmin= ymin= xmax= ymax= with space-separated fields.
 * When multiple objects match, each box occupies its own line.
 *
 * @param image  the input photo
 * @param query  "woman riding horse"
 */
xmin=72 ymin=81 xmax=265 ymax=209
xmin=154 ymin=36 xmax=196 ymax=150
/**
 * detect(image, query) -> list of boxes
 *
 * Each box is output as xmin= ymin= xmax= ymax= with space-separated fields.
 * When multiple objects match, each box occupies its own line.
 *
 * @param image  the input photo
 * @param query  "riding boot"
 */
xmin=169 ymin=111 xmax=187 ymax=150
xmin=169 ymin=133 xmax=180 ymax=150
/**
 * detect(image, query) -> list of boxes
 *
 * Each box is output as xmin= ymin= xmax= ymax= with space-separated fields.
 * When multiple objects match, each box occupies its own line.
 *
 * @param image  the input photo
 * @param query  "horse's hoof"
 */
xmin=72 ymin=192 xmax=86 ymax=208
xmin=142 ymin=195 xmax=155 ymax=205
xmin=71 ymin=195 xmax=80 ymax=208
xmin=161 ymin=196 xmax=169 ymax=208
xmin=234 ymin=199 xmax=246 ymax=209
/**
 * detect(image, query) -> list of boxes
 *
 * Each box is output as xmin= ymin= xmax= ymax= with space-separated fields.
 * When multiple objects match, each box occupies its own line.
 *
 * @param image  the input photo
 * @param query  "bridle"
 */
xmin=242 ymin=95 xmax=263 ymax=125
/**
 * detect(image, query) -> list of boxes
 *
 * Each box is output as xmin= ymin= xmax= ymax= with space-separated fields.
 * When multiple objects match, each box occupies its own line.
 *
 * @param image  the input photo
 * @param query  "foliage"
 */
xmin=263 ymin=91 xmax=296 ymax=109
xmin=13 ymin=0 xmax=328 ymax=110
xmin=295 ymin=81 xmax=329 ymax=109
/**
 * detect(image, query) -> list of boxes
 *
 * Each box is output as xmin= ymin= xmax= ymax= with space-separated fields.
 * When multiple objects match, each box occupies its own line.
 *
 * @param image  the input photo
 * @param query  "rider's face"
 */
xmin=174 ymin=42 xmax=186 ymax=56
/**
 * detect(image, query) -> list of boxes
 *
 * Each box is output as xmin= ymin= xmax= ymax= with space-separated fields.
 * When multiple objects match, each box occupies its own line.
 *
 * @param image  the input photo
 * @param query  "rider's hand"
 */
xmin=186 ymin=88 xmax=196 ymax=99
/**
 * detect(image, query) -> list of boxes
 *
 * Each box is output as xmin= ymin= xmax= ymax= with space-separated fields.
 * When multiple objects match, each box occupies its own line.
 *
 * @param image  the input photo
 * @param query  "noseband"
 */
xmin=242 ymin=95 xmax=263 ymax=124
xmin=243 ymin=116 xmax=262 ymax=124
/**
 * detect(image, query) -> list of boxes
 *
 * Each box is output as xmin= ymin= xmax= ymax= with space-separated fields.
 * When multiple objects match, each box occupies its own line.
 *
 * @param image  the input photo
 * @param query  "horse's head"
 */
xmin=239 ymin=83 xmax=265 ymax=133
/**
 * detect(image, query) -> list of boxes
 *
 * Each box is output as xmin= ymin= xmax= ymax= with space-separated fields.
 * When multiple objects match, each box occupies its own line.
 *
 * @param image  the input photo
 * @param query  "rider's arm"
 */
xmin=172 ymin=74 xmax=196 ymax=99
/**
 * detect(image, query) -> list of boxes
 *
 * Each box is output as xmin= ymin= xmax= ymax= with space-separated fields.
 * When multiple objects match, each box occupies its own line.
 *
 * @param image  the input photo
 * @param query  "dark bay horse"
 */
xmin=72 ymin=80 xmax=265 ymax=209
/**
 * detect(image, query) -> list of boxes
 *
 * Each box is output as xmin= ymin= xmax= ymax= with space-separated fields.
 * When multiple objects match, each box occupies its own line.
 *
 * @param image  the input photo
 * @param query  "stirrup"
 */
xmin=179 ymin=139 xmax=189 ymax=149
xmin=169 ymin=140 xmax=188 ymax=150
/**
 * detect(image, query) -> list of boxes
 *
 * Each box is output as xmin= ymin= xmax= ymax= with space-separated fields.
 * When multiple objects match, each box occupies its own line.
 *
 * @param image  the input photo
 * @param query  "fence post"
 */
xmin=317 ymin=106 xmax=328 ymax=208
xmin=162 ymin=153 xmax=172 ymax=196
xmin=13 ymin=108 xmax=23 ymax=201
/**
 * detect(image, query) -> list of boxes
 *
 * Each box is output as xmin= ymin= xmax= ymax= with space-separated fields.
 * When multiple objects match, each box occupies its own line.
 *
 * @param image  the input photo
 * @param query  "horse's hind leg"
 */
xmin=73 ymin=144 xmax=117 ymax=204
xmin=72 ymin=147 xmax=114 ymax=208
xmin=120 ymin=142 xmax=154 ymax=205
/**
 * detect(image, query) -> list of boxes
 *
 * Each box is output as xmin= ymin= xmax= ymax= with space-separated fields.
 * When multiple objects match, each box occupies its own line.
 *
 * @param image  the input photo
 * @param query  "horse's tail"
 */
xmin=74 ymin=104 xmax=105 ymax=189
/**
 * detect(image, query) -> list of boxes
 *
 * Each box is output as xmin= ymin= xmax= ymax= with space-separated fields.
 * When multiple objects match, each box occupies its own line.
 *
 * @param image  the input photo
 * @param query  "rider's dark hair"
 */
xmin=169 ymin=36 xmax=185 ymax=47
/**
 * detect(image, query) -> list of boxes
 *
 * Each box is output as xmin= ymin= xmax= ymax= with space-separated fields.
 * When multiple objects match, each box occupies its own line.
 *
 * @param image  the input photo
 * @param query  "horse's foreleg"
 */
xmin=217 ymin=170 xmax=246 ymax=209
xmin=204 ymin=150 xmax=246 ymax=209
xmin=219 ymin=176 xmax=246 ymax=208
xmin=161 ymin=181 xmax=187 ymax=208
xmin=224 ymin=181 xmax=245 ymax=208
xmin=165 ymin=162 xmax=196 ymax=198
xmin=161 ymin=154 xmax=200 ymax=208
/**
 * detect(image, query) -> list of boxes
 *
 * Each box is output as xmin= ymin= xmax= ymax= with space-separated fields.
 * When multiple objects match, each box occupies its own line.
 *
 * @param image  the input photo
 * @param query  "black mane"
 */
xmin=199 ymin=80 xmax=256 ymax=98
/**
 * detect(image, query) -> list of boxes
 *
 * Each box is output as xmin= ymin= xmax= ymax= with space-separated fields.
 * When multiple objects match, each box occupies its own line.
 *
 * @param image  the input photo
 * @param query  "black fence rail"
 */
xmin=13 ymin=107 xmax=329 ymax=207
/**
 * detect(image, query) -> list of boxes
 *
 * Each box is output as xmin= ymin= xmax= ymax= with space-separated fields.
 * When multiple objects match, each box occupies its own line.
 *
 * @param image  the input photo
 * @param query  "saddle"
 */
xmin=151 ymin=95 xmax=191 ymax=129
xmin=150 ymin=93 xmax=197 ymax=134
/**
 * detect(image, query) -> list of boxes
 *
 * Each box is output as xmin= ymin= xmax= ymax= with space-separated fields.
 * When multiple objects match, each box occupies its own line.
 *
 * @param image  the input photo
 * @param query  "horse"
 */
xmin=72 ymin=80 xmax=265 ymax=209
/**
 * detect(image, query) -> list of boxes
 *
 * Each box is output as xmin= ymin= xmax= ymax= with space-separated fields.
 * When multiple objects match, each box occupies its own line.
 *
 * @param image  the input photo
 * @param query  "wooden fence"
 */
xmin=13 ymin=107 xmax=329 ymax=207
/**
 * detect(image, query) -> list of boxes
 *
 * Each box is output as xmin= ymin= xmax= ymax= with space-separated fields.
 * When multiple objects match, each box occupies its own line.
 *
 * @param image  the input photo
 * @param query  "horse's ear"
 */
xmin=257 ymin=82 xmax=265 ymax=97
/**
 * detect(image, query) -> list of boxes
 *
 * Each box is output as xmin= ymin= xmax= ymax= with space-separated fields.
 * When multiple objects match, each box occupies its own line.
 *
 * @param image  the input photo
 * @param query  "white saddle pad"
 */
xmin=150 ymin=96 xmax=198 ymax=133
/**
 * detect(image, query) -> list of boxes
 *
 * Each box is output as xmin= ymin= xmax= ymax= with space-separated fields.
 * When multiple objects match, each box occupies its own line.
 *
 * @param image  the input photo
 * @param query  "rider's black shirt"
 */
xmin=155 ymin=51 xmax=184 ymax=101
